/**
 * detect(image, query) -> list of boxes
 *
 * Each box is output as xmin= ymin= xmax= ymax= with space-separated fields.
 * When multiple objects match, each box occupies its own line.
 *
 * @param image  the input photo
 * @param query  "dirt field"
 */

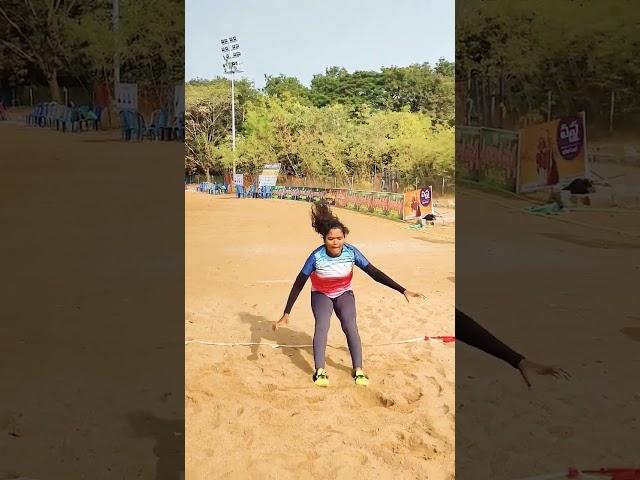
xmin=185 ymin=193 xmax=455 ymax=479
xmin=456 ymin=184 xmax=640 ymax=479
xmin=1 ymin=120 xmax=184 ymax=479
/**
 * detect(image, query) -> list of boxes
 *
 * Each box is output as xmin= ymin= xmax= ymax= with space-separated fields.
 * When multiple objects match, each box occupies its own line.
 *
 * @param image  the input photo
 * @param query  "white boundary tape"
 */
xmin=185 ymin=336 xmax=455 ymax=348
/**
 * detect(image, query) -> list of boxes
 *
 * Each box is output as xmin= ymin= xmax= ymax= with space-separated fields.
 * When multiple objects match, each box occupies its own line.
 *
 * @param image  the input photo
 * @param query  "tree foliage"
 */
xmin=186 ymin=62 xmax=455 ymax=190
xmin=456 ymin=0 xmax=640 ymax=129
xmin=0 ymin=0 xmax=183 ymax=105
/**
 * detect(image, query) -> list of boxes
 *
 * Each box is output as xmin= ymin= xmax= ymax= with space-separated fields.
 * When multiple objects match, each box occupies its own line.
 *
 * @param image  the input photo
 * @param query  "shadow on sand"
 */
xmin=126 ymin=411 xmax=184 ymax=480
xmin=238 ymin=312 xmax=352 ymax=376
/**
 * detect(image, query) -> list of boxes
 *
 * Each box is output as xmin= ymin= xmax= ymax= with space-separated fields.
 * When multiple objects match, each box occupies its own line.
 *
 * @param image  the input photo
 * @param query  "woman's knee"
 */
xmin=339 ymin=318 xmax=359 ymax=335
xmin=314 ymin=319 xmax=331 ymax=336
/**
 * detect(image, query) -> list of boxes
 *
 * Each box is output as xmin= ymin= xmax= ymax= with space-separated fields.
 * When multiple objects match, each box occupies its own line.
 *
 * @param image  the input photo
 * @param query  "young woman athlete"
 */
xmin=272 ymin=202 xmax=425 ymax=387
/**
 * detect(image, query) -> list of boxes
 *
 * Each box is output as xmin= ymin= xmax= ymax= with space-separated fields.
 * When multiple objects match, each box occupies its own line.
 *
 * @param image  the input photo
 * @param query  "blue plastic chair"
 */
xmin=174 ymin=111 xmax=185 ymax=141
xmin=28 ymin=103 xmax=44 ymax=126
xmin=26 ymin=103 xmax=39 ymax=125
xmin=147 ymin=109 xmax=169 ymax=140
xmin=120 ymin=110 xmax=146 ymax=141
xmin=58 ymin=106 xmax=80 ymax=132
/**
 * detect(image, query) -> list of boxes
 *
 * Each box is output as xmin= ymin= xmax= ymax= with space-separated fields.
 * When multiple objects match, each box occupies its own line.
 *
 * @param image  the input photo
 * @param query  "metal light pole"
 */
xmin=221 ymin=36 xmax=242 ymax=176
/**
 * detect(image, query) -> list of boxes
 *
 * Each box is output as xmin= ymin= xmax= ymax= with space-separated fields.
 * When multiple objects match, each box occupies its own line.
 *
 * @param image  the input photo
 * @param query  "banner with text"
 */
xmin=403 ymin=187 xmax=434 ymax=220
xmin=258 ymin=163 xmax=281 ymax=188
xmin=115 ymin=83 xmax=138 ymax=111
xmin=456 ymin=126 xmax=519 ymax=191
xmin=271 ymin=187 xmax=405 ymax=219
xmin=517 ymin=113 xmax=588 ymax=193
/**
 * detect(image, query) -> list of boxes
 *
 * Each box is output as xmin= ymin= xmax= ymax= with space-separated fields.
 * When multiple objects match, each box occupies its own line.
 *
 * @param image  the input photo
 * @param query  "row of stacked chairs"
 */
xmin=119 ymin=109 xmax=185 ymax=142
xmin=26 ymin=102 xmax=102 ymax=132
xmin=236 ymin=185 xmax=273 ymax=198
xmin=193 ymin=182 xmax=274 ymax=198
xmin=197 ymin=182 xmax=228 ymax=194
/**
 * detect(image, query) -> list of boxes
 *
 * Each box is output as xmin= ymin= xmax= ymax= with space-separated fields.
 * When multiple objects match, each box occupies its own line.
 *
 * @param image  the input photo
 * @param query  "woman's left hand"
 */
xmin=403 ymin=290 xmax=426 ymax=303
xmin=517 ymin=359 xmax=571 ymax=389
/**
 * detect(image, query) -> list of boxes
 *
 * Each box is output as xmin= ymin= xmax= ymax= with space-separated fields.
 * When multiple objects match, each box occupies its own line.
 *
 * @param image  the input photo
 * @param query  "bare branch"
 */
xmin=0 ymin=39 xmax=36 ymax=62
xmin=0 ymin=5 xmax=35 ymax=46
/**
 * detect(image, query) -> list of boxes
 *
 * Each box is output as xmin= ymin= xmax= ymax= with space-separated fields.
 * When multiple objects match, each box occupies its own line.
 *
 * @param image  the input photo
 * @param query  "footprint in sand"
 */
xmin=426 ymin=375 xmax=444 ymax=395
xmin=404 ymin=386 xmax=424 ymax=405
xmin=241 ymin=427 xmax=255 ymax=447
xmin=185 ymin=394 xmax=202 ymax=416
xmin=434 ymin=365 xmax=446 ymax=377
xmin=375 ymin=387 xmax=422 ymax=409
xmin=376 ymin=390 xmax=397 ymax=408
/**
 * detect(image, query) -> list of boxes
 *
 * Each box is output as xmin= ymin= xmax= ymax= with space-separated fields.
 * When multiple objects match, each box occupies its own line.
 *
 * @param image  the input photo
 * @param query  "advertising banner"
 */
xmin=403 ymin=186 xmax=433 ymax=220
xmin=174 ymin=84 xmax=185 ymax=115
xmin=258 ymin=163 xmax=281 ymax=188
xmin=518 ymin=113 xmax=587 ymax=193
xmin=456 ymin=126 xmax=519 ymax=191
xmin=272 ymin=187 xmax=404 ymax=219
xmin=115 ymin=83 xmax=138 ymax=111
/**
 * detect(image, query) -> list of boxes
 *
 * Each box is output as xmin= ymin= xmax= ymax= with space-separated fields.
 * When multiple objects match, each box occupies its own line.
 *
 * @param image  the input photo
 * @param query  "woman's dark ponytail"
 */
xmin=310 ymin=201 xmax=349 ymax=238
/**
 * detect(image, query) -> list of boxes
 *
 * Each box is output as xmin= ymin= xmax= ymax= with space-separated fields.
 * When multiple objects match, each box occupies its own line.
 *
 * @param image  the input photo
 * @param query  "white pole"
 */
xmin=609 ymin=90 xmax=615 ymax=133
xmin=231 ymin=72 xmax=236 ymax=176
xmin=547 ymin=90 xmax=551 ymax=122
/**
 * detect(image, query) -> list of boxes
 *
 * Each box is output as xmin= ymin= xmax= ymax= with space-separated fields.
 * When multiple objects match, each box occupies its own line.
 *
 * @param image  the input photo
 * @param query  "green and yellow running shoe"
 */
xmin=312 ymin=368 xmax=329 ymax=387
xmin=354 ymin=368 xmax=370 ymax=386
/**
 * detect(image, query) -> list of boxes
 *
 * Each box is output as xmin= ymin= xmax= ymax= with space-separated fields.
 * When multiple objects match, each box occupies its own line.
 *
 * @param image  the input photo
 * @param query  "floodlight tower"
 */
xmin=221 ymin=36 xmax=242 ymax=175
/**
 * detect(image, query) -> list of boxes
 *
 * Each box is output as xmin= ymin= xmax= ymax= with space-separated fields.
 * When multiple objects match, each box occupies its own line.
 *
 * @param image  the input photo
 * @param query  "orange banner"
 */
xmin=403 ymin=187 xmax=433 ymax=220
xmin=518 ymin=113 xmax=587 ymax=193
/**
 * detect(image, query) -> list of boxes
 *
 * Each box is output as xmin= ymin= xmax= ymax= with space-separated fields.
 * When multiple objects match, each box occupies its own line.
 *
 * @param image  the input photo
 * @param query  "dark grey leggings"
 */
xmin=311 ymin=290 xmax=362 ymax=369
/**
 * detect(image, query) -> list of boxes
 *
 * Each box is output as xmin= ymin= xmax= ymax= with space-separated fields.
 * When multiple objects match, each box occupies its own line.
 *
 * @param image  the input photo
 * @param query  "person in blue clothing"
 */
xmin=273 ymin=201 xmax=425 ymax=387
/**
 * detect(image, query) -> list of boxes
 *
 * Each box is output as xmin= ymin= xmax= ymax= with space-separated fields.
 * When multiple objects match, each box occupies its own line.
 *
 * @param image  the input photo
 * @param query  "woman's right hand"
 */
xmin=272 ymin=313 xmax=290 ymax=331
xmin=403 ymin=290 xmax=426 ymax=303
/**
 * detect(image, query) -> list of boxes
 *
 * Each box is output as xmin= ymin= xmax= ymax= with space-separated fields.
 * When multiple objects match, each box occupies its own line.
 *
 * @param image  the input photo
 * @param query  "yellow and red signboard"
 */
xmin=403 ymin=186 xmax=433 ymax=220
xmin=518 ymin=113 xmax=587 ymax=193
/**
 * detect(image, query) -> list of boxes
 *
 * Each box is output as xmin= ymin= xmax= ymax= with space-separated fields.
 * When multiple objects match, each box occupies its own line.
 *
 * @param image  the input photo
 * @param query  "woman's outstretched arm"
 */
xmin=283 ymin=271 xmax=310 ymax=314
xmin=456 ymin=308 xmax=524 ymax=368
xmin=360 ymin=263 xmax=405 ymax=293
xmin=456 ymin=308 xmax=570 ymax=387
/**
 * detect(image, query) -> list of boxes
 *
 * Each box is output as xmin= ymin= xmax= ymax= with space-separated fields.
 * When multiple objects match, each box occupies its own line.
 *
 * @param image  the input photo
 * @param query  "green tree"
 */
xmin=263 ymin=74 xmax=311 ymax=104
xmin=185 ymin=96 xmax=232 ymax=181
xmin=0 ymin=0 xmax=80 ymax=102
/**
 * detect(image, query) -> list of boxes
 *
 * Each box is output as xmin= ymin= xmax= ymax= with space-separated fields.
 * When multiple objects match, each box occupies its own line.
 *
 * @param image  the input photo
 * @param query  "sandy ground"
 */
xmin=185 ymin=193 xmax=455 ymax=479
xmin=456 ymin=184 xmax=640 ymax=480
xmin=1 ymin=120 xmax=184 ymax=479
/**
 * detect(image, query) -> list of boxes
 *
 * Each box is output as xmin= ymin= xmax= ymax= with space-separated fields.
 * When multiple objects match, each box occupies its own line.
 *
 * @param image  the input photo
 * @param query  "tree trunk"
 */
xmin=205 ymin=169 xmax=211 ymax=183
xmin=46 ymin=70 xmax=62 ymax=103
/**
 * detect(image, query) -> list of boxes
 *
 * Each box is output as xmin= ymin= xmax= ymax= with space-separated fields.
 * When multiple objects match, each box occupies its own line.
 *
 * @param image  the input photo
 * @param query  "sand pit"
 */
xmin=185 ymin=193 xmax=455 ymax=479
xmin=1 ymin=121 xmax=184 ymax=479
xmin=456 ymin=185 xmax=640 ymax=480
